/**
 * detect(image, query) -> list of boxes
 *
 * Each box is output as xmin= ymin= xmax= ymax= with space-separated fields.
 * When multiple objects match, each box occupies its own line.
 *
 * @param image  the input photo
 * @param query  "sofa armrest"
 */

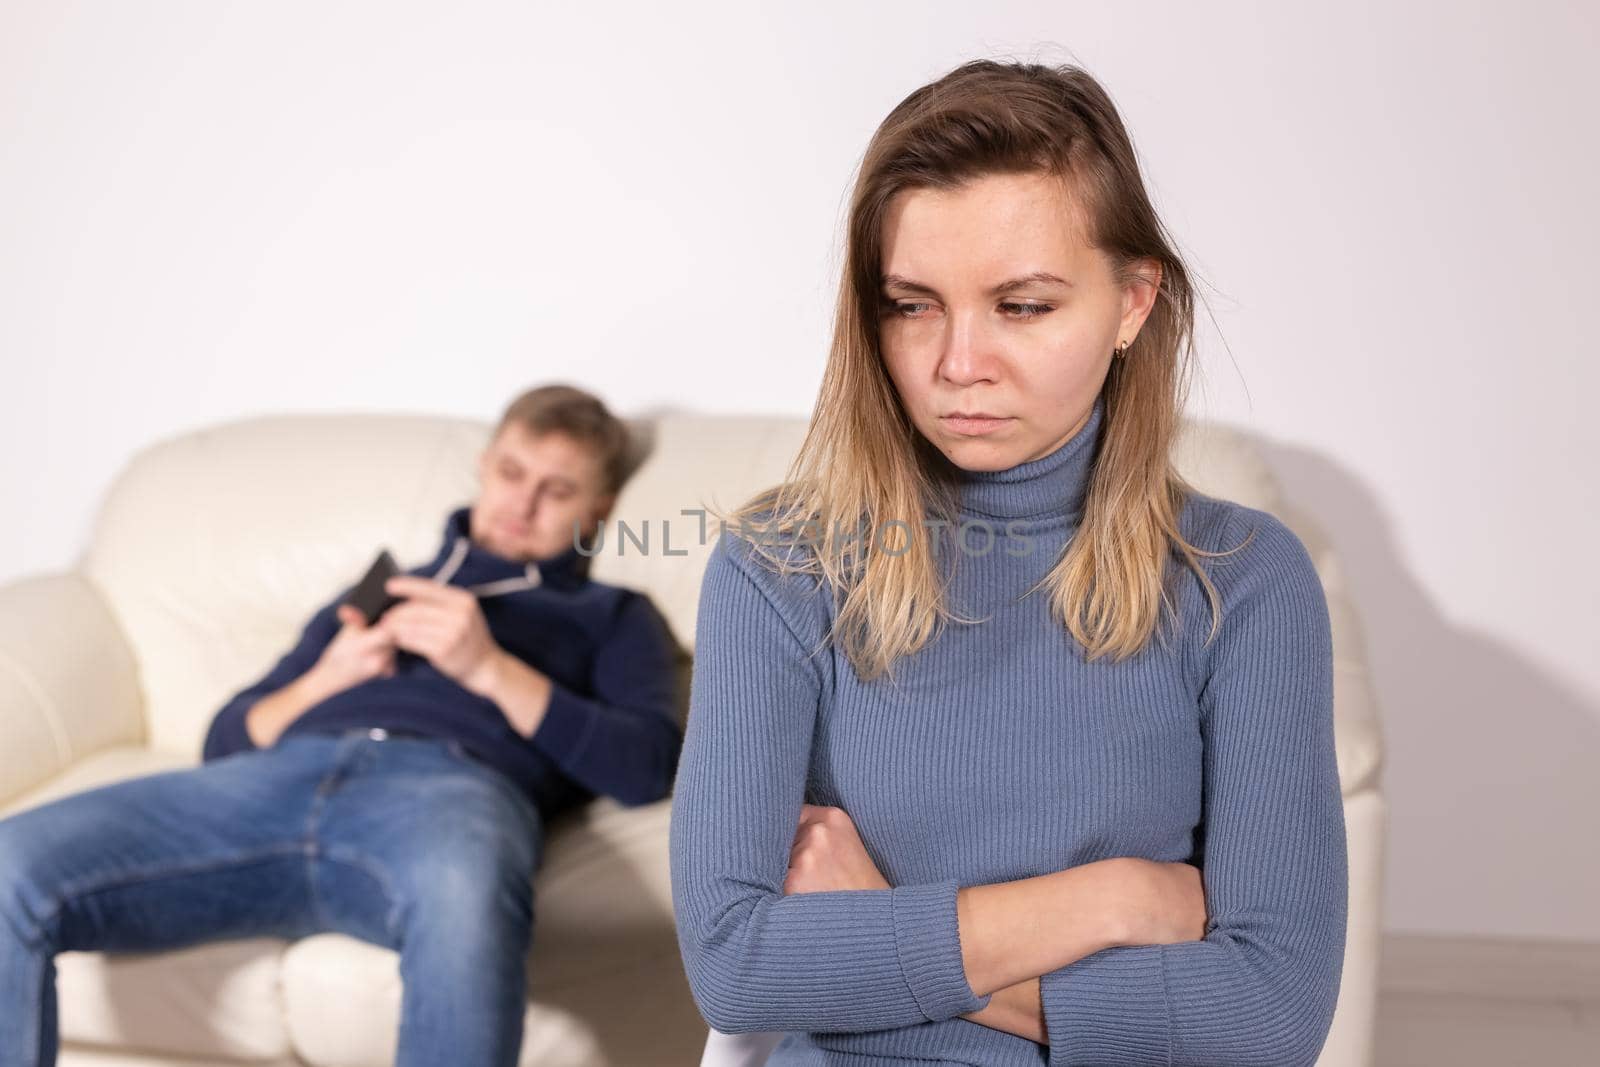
xmin=1276 ymin=502 xmax=1385 ymax=799
xmin=0 ymin=572 xmax=145 ymax=806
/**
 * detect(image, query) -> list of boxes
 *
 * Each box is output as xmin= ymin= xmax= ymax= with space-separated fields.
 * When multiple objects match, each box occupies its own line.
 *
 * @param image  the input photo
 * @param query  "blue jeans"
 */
xmin=0 ymin=729 xmax=545 ymax=1067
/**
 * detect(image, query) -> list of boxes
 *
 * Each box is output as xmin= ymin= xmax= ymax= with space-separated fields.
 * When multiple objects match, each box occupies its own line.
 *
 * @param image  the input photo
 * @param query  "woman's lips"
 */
xmin=940 ymin=415 xmax=1014 ymax=436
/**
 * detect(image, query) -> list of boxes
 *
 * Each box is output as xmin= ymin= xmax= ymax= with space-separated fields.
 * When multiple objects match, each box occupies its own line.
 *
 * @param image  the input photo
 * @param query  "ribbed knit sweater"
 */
xmin=668 ymin=393 xmax=1348 ymax=1066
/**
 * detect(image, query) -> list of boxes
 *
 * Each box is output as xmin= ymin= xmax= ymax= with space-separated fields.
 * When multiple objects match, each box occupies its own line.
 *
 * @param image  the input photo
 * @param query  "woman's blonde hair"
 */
xmin=707 ymin=59 xmax=1245 ymax=682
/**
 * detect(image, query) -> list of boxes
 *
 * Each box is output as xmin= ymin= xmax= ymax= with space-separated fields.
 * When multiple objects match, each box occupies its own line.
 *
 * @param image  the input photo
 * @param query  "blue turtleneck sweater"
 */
xmin=202 ymin=505 xmax=684 ymax=818
xmin=669 ymin=394 xmax=1348 ymax=1066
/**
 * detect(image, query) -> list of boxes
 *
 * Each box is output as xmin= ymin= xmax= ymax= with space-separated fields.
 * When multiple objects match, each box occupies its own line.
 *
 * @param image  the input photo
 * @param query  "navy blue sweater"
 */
xmin=202 ymin=505 xmax=684 ymax=819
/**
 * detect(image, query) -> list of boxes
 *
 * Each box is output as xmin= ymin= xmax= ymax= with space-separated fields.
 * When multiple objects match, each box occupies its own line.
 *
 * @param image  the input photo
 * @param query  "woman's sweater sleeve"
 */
xmin=669 ymin=534 xmax=993 ymax=1034
xmin=1038 ymin=509 xmax=1349 ymax=1067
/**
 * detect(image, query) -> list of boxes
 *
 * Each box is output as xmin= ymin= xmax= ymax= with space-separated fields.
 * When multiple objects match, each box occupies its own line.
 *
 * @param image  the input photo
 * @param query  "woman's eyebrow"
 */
xmin=881 ymin=271 xmax=1072 ymax=296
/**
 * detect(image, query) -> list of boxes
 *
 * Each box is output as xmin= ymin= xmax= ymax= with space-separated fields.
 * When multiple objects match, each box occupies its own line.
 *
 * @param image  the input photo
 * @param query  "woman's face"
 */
xmin=877 ymin=170 xmax=1159 ymax=471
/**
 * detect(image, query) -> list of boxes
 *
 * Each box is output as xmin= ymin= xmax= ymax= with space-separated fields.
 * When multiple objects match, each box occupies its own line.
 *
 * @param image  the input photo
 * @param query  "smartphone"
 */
xmin=344 ymin=548 xmax=401 ymax=624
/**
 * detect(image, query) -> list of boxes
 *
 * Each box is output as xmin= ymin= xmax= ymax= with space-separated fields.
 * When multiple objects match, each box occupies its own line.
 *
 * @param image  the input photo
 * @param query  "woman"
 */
xmin=670 ymin=59 xmax=1346 ymax=1067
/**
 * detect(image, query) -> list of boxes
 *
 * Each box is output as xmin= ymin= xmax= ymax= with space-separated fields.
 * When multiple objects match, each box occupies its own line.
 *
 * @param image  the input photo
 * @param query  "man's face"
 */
xmin=470 ymin=425 xmax=614 ymax=562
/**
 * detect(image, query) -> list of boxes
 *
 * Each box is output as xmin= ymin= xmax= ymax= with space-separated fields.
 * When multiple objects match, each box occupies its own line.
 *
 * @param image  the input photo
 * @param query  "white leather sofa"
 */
xmin=0 ymin=406 xmax=1385 ymax=1067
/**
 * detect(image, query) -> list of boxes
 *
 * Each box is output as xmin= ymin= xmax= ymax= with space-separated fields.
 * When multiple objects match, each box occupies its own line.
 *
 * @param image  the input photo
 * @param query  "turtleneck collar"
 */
xmin=428 ymin=505 xmax=592 ymax=593
xmin=953 ymin=393 xmax=1105 ymax=525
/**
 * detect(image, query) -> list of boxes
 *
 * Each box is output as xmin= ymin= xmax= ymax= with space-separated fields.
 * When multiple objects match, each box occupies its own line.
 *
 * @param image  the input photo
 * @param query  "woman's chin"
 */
xmin=940 ymin=439 xmax=1020 ymax=472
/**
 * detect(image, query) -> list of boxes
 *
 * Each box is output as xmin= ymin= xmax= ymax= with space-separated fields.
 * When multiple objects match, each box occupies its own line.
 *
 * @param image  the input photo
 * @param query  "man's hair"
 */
xmin=492 ymin=383 xmax=633 ymax=497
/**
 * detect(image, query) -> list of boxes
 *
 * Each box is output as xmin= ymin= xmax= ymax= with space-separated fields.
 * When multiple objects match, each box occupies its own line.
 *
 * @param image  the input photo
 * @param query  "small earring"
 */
xmin=1114 ymin=340 xmax=1129 ymax=359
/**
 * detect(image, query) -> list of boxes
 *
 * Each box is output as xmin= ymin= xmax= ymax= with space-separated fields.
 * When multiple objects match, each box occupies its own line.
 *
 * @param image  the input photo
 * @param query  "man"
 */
xmin=0 ymin=384 xmax=684 ymax=1067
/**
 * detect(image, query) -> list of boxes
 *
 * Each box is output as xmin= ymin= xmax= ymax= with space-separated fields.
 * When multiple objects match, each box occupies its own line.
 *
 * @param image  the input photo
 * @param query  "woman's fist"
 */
xmin=1099 ymin=857 xmax=1208 ymax=946
xmin=784 ymin=804 xmax=893 ymax=895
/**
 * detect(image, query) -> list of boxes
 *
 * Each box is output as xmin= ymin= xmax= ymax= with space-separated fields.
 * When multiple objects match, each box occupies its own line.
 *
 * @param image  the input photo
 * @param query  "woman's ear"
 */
xmin=1119 ymin=257 xmax=1163 ymax=338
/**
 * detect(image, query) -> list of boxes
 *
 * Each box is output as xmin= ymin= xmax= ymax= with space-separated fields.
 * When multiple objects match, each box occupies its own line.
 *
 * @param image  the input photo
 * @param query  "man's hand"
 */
xmin=245 ymin=603 xmax=396 ymax=747
xmin=378 ymin=575 xmax=504 ymax=698
xmin=312 ymin=603 xmax=399 ymax=692
xmin=783 ymin=803 xmax=892 ymax=895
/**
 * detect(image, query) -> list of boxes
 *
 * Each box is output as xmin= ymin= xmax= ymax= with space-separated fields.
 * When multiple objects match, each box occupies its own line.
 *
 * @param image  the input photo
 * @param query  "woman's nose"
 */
xmin=936 ymin=309 xmax=1001 ymax=385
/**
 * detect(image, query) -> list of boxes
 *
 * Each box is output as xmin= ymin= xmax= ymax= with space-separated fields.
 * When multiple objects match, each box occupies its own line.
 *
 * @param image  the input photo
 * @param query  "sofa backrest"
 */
xmin=77 ymin=408 xmax=1287 ymax=759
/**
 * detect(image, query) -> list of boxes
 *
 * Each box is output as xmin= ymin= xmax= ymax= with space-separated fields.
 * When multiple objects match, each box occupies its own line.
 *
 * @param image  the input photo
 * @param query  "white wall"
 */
xmin=2 ymin=0 xmax=1595 ymax=943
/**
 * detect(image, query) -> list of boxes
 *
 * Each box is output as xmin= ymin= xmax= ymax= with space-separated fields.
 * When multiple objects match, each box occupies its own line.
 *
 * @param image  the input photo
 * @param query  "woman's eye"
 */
xmin=886 ymin=301 xmax=1053 ymax=319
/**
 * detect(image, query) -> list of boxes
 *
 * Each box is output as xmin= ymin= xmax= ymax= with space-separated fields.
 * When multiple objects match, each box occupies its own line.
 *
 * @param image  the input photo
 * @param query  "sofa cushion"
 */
xmin=3 ymin=748 xmax=293 ymax=1061
xmin=586 ymin=411 xmax=811 ymax=653
xmin=80 ymin=414 xmax=496 ymax=756
xmin=280 ymin=933 xmax=604 ymax=1067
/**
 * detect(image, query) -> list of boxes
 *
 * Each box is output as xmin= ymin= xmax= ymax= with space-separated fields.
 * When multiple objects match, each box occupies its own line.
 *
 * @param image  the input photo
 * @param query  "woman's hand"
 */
xmin=1100 ymin=857 xmax=1208 ymax=946
xmin=783 ymin=804 xmax=892 ymax=894
xmin=960 ymin=977 xmax=1047 ymax=1045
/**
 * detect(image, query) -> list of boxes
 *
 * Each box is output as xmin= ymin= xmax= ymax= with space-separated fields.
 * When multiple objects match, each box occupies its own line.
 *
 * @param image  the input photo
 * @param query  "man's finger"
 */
xmin=384 ymin=575 xmax=463 ymax=601
xmin=365 ymin=623 xmax=398 ymax=647
xmin=385 ymin=618 xmax=448 ymax=651
xmin=382 ymin=602 xmax=454 ymax=632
